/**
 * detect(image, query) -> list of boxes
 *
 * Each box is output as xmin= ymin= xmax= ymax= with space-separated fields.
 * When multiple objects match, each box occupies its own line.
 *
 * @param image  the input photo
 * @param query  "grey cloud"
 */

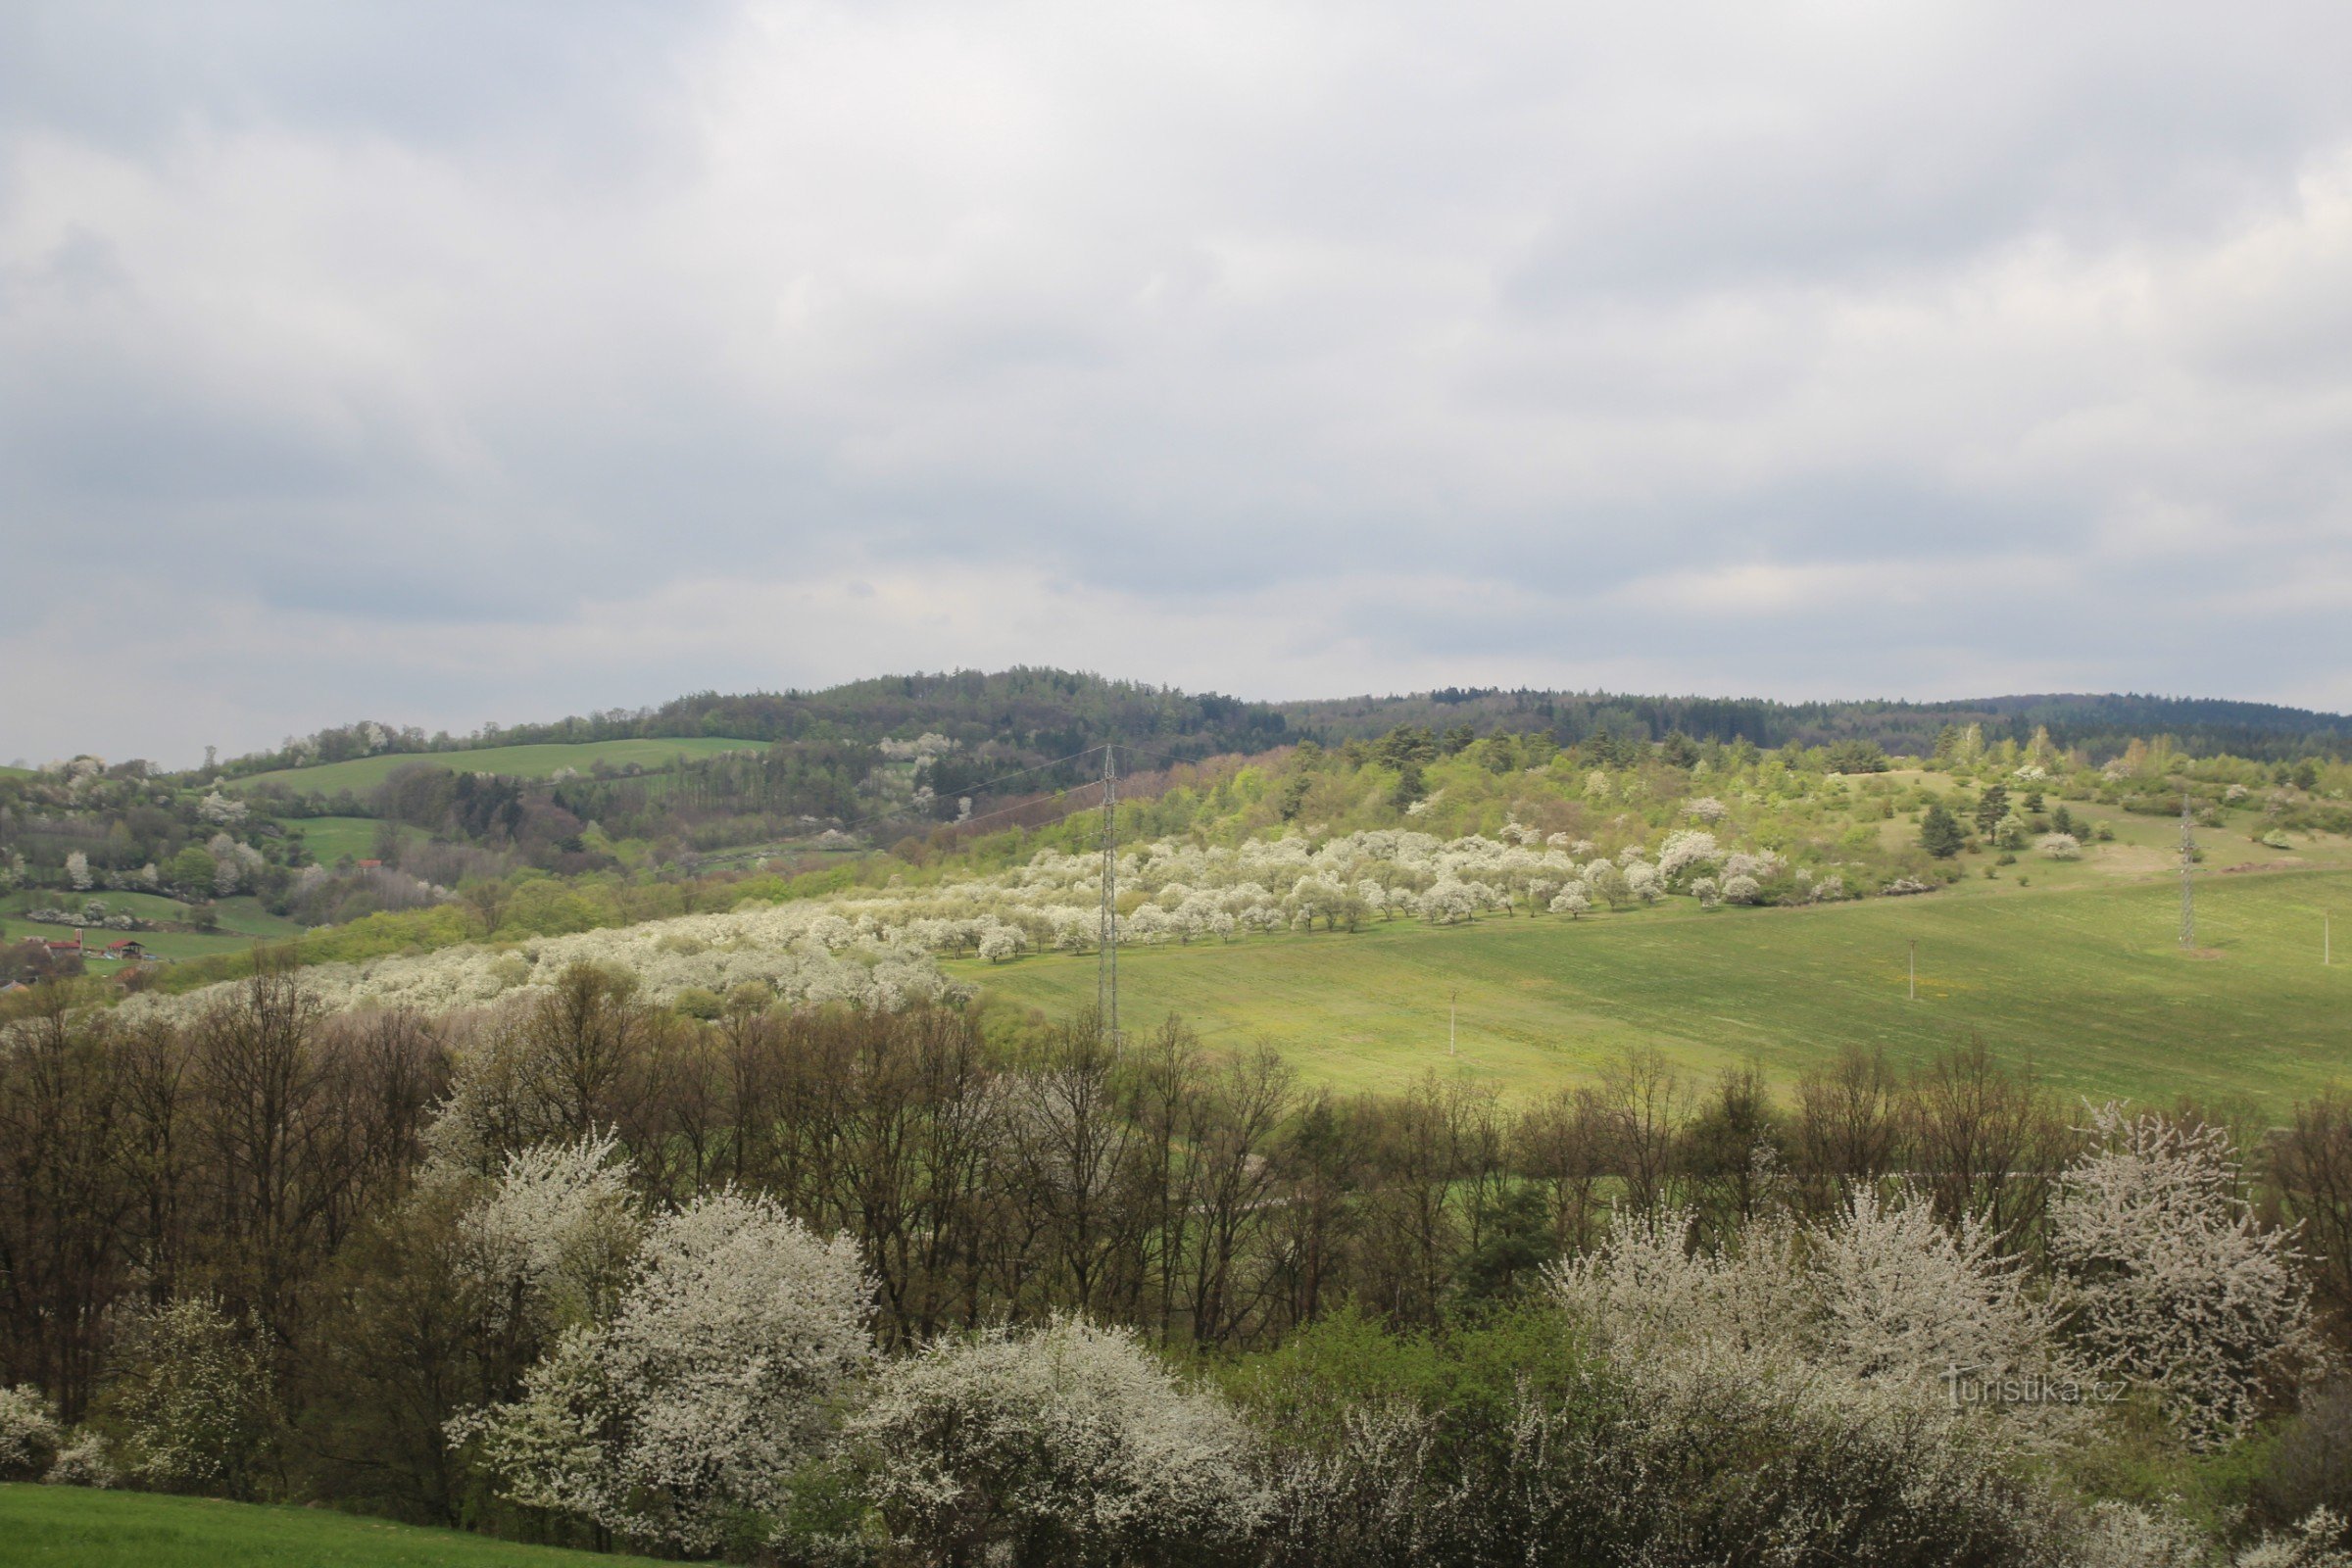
xmin=5 ymin=1 xmax=2352 ymax=760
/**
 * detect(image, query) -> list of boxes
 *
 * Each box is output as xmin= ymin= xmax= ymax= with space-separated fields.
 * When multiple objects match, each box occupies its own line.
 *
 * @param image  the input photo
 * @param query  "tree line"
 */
xmin=6 ymin=966 xmax=2352 ymax=1540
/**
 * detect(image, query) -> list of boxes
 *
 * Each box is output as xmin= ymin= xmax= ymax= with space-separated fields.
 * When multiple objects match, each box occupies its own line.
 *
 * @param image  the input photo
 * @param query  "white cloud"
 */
xmin=3 ymin=0 xmax=2351 ymax=760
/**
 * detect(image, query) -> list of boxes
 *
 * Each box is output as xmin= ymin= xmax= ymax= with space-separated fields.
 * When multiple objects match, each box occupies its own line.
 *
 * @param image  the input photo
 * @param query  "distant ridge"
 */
xmin=211 ymin=669 xmax=2352 ymax=781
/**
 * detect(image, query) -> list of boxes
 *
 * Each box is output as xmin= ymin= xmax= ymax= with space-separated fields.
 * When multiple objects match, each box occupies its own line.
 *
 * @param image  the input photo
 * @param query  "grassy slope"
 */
xmin=232 ymin=737 xmax=767 ymax=795
xmin=2 ymin=893 xmax=299 ymax=964
xmin=293 ymin=815 xmax=432 ymax=863
xmin=0 ymin=1486 xmax=664 ymax=1567
xmin=956 ymin=866 xmax=2352 ymax=1111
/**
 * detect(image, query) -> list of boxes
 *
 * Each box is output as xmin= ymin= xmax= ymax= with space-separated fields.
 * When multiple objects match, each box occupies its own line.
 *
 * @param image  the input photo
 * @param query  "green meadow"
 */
xmin=0 ymin=1486 xmax=661 ymax=1568
xmin=293 ymin=815 xmax=432 ymax=862
xmin=232 ymin=737 xmax=768 ymax=795
xmin=2 ymin=892 xmax=300 ymax=963
xmin=956 ymin=866 xmax=2352 ymax=1112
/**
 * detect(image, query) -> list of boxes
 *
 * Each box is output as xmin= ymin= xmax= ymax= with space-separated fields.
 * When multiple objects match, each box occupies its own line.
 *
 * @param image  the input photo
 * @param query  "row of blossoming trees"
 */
xmin=5 ymin=967 xmax=2352 ymax=1565
xmin=120 ymin=821 xmax=1840 ymax=1023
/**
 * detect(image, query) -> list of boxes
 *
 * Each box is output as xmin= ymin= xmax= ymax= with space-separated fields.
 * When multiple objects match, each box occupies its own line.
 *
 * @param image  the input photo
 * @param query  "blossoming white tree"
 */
xmin=1553 ymin=1187 xmax=2069 ymax=1436
xmin=456 ymin=1132 xmax=644 ymax=1335
xmin=2051 ymin=1104 xmax=2322 ymax=1447
xmin=0 ymin=1385 xmax=60 ymax=1480
xmin=849 ymin=1314 xmax=1263 ymax=1568
xmin=460 ymin=1190 xmax=872 ymax=1551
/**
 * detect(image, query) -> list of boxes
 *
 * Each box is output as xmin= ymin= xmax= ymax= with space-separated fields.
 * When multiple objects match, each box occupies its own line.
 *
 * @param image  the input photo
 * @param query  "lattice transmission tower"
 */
xmin=1098 ymin=745 xmax=1119 ymax=1044
xmin=2179 ymin=796 xmax=2197 ymax=949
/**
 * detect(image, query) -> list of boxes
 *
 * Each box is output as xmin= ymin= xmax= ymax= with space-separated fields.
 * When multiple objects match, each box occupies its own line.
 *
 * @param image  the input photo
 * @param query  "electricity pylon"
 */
xmin=2179 ymin=797 xmax=2197 ymax=949
xmin=1098 ymin=746 xmax=1119 ymax=1044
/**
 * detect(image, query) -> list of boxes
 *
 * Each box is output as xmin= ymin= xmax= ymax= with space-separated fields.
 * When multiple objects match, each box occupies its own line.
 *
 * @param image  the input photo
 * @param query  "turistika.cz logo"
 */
xmin=1940 ymin=1365 xmax=2126 ymax=1409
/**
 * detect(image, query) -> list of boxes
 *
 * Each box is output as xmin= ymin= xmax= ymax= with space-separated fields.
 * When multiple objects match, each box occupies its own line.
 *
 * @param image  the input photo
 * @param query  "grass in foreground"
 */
xmin=232 ymin=737 xmax=768 ymax=795
xmin=956 ymin=868 xmax=2352 ymax=1110
xmin=0 ymin=1485 xmax=662 ymax=1567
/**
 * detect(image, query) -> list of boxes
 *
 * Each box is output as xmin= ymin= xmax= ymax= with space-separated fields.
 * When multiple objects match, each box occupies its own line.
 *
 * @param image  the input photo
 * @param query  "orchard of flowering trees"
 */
xmin=5 ymin=966 xmax=2352 ymax=1564
xmin=127 ymin=819 xmax=1841 ymax=1026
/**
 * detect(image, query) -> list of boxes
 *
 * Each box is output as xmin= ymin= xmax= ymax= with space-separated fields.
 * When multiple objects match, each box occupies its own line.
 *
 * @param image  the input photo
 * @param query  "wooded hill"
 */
xmin=213 ymin=668 xmax=2352 ymax=786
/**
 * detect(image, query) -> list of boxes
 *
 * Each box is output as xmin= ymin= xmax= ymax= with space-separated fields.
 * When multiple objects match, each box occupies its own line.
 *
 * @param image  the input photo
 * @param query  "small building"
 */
xmin=106 ymin=938 xmax=147 ymax=960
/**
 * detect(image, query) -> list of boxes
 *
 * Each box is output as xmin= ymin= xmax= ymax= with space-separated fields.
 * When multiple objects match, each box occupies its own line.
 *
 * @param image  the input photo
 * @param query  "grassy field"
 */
xmin=233 ymin=738 xmax=767 ymax=796
xmin=292 ymin=815 xmax=431 ymax=863
xmin=2 ymin=892 xmax=301 ymax=965
xmin=0 ymin=1485 xmax=662 ymax=1567
xmin=955 ymin=866 xmax=2352 ymax=1112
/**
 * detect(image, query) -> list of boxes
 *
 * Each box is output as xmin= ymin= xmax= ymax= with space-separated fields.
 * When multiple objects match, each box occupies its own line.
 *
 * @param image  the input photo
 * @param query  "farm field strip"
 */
xmin=0 ymin=1485 xmax=667 ymax=1567
xmin=231 ymin=737 xmax=768 ymax=795
xmin=954 ymin=868 xmax=2352 ymax=1109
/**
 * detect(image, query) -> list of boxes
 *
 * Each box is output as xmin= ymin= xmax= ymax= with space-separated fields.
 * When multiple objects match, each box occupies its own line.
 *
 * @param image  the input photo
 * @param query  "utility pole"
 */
xmin=1448 ymin=987 xmax=1459 ymax=1056
xmin=2327 ymin=911 xmax=2332 ymax=967
xmin=1098 ymin=745 xmax=1119 ymax=1046
xmin=1908 ymin=938 xmax=1917 ymax=1002
xmin=2179 ymin=797 xmax=2196 ymax=950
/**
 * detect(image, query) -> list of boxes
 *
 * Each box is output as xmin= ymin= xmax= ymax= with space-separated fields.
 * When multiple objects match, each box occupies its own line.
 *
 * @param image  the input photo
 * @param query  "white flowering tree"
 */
xmin=1553 ymin=1189 xmax=2070 ymax=1445
xmin=64 ymin=852 xmax=92 ymax=892
xmin=459 ymin=1190 xmax=872 ymax=1552
xmin=849 ymin=1314 xmax=1263 ymax=1568
xmin=2039 ymin=833 xmax=2082 ymax=860
xmin=1656 ymin=829 xmax=1722 ymax=882
xmin=0 ymin=1385 xmax=60 ymax=1480
xmin=98 ymin=1294 xmax=279 ymax=1498
xmin=199 ymin=790 xmax=250 ymax=825
xmin=456 ymin=1132 xmax=644 ymax=1336
xmin=2051 ymin=1105 xmax=2322 ymax=1447
xmin=1805 ymin=1188 xmax=2065 ymax=1404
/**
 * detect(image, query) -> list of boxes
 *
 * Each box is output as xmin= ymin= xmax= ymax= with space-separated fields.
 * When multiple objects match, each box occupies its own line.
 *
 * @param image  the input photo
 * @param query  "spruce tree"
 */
xmin=1920 ymin=802 xmax=1966 ymax=858
xmin=1974 ymin=784 xmax=2010 ymax=835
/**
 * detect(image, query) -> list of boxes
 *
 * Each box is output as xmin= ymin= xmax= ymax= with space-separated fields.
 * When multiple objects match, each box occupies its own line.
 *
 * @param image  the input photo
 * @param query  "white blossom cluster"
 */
xmin=198 ymin=790 xmax=249 ymax=825
xmin=1553 ymin=1188 xmax=2070 ymax=1445
xmin=453 ymin=1132 xmax=644 ymax=1333
xmin=207 ymin=833 xmax=267 ymax=896
xmin=458 ymin=1172 xmax=873 ymax=1553
xmin=848 ymin=1314 xmax=1263 ymax=1566
xmin=2052 ymin=1104 xmax=2326 ymax=1447
xmin=0 ymin=1385 xmax=60 ymax=1481
xmin=124 ymin=904 xmax=976 ymax=1022
xmin=134 ymin=824 xmax=1811 ymax=1024
xmin=876 ymin=732 xmax=956 ymax=761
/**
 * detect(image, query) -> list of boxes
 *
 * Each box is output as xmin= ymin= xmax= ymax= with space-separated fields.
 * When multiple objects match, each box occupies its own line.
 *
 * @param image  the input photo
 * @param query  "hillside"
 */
xmin=959 ymin=865 xmax=2352 ymax=1110
xmin=232 ymin=736 xmax=769 ymax=794
xmin=0 ymin=1486 xmax=663 ymax=1567
xmin=205 ymin=671 xmax=2352 ymax=789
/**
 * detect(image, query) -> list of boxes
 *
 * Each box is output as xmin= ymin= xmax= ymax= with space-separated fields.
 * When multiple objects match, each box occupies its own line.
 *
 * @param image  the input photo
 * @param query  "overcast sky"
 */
xmin=6 ymin=2 xmax=2351 ymax=763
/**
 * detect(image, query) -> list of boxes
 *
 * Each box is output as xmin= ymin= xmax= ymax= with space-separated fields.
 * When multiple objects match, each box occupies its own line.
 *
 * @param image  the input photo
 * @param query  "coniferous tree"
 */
xmin=1973 ymin=784 xmax=2010 ymax=834
xmin=1920 ymin=803 xmax=1966 ymax=858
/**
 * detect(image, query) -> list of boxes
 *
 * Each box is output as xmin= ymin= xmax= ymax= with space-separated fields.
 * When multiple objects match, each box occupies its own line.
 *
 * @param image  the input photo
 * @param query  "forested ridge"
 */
xmin=208 ymin=668 xmax=2352 ymax=783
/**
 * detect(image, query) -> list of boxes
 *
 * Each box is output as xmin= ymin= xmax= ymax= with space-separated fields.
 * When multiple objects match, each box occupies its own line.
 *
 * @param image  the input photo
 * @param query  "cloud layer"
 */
xmin=5 ymin=1 xmax=2351 ymax=762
